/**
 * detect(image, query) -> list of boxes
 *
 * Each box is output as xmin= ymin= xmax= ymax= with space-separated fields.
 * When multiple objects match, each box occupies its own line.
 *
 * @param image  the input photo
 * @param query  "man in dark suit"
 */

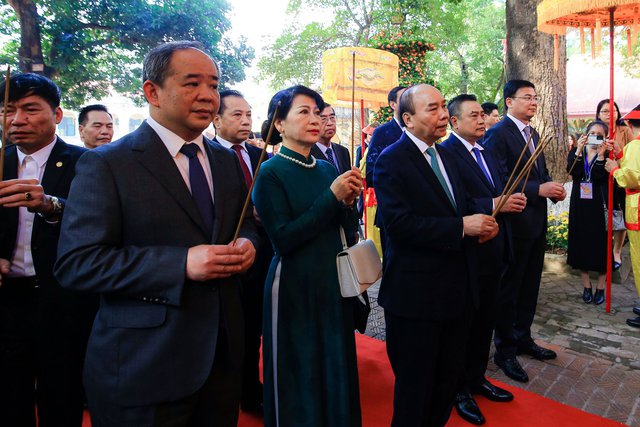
xmin=55 ymin=41 xmax=258 ymax=427
xmin=213 ymin=89 xmax=272 ymax=414
xmin=441 ymin=94 xmax=527 ymax=425
xmin=484 ymin=80 xmax=566 ymax=383
xmin=374 ymin=84 xmax=499 ymax=427
xmin=0 ymin=73 xmax=95 ymax=427
xmin=310 ymin=103 xmax=351 ymax=173
xmin=365 ymin=85 xmax=406 ymax=187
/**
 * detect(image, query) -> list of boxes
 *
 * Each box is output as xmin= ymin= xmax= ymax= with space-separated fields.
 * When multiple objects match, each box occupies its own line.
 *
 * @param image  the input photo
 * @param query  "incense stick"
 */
xmin=0 ymin=66 xmax=10 ymax=182
xmin=232 ymin=103 xmax=280 ymax=243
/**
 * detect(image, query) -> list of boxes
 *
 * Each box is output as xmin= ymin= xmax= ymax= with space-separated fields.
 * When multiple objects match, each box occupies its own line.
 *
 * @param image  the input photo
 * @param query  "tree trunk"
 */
xmin=506 ymin=0 xmax=567 ymax=182
xmin=6 ymin=0 xmax=54 ymax=77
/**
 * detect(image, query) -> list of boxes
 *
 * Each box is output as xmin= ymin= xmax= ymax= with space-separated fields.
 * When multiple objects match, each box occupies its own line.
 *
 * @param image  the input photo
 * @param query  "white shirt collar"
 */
xmin=405 ymin=130 xmax=433 ymax=154
xmin=146 ymin=116 xmax=205 ymax=158
xmin=216 ymin=135 xmax=246 ymax=151
xmin=315 ymin=142 xmax=331 ymax=155
xmin=17 ymin=137 xmax=57 ymax=168
xmin=393 ymin=116 xmax=405 ymax=131
xmin=451 ymin=131 xmax=483 ymax=153
xmin=507 ymin=113 xmax=529 ymax=133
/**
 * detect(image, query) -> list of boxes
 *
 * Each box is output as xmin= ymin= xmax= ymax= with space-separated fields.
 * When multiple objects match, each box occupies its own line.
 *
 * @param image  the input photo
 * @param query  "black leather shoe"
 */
xmin=594 ymin=289 xmax=605 ymax=305
xmin=455 ymin=392 xmax=485 ymax=425
xmin=471 ymin=378 xmax=514 ymax=402
xmin=633 ymin=306 xmax=640 ymax=316
xmin=517 ymin=343 xmax=557 ymax=360
xmin=582 ymin=287 xmax=593 ymax=304
xmin=627 ymin=317 xmax=640 ymax=328
xmin=494 ymin=354 xmax=529 ymax=383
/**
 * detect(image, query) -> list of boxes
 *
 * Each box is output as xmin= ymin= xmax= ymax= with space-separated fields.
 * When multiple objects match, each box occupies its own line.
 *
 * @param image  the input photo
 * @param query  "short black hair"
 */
xmin=503 ymin=80 xmax=535 ymax=110
xmin=388 ymin=85 xmax=407 ymax=106
xmin=218 ymin=89 xmax=245 ymax=115
xmin=586 ymin=120 xmax=609 ymax=136
xmin=596 ymin=99 xmax=625 ymax=127
xmin=142 ymin=40 xmax=212 ymax=86
xmin=628 ymin=118 xmax=640 ymax=128
xmin=447 ymin=94 xmax=478 ymax=123
xmin=0 ymin=73 xmax=61 ymax=110
xmin=78 ymin=104 xmax=111 ymax=126
xmin=266 ymin=85 xmax=325 ymax=144
xmin=397 ymin=85 xmax=418 ymax=127
xmin=481 ymin=102 xmax=499 ymax=115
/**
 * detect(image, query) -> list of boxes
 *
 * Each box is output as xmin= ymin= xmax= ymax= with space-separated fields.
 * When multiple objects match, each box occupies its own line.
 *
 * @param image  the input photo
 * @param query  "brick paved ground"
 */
xmin=365 ymin=248 xmax=640 ymax=426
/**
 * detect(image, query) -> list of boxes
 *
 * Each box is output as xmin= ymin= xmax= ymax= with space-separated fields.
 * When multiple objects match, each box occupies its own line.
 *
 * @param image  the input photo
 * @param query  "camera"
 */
xmin=587 ymin=134 xmax=604 ymax=146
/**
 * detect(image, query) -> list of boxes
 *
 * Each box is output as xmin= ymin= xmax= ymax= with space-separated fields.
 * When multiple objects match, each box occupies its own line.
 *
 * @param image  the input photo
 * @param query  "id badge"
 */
xmin=580 ymin=182 xmax=593 ymax=199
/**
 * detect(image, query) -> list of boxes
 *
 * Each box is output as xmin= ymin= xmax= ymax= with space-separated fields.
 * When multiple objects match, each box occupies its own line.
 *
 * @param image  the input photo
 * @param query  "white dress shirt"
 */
xmin=146 ymin=116 xmax=215 ymax=203
xmin=507 ymin=113 xmax=531 ymax=143
xmin=9 ymin=138 xmax=57 ymax=277
xmin=216 ymin=136 xmax=253 ymax=178
xmin=405 ymin=130 xmax=456 ymax=205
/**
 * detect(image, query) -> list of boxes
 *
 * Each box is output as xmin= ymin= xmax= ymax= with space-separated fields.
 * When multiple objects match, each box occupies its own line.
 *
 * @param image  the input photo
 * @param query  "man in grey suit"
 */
xmin=55 ymin=41 xmax=258 ymax=427
xmin=310 ymin=103 xmax=352 ymax=173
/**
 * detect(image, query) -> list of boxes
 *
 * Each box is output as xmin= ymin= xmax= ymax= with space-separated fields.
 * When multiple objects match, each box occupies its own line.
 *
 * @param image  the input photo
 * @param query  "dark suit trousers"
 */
xmin=240 ymin=275 xmax=264 ymax=405
xmin=494 ymin=233 xmax=546 ymax=357
xmin=460 ymin=272 xmax=502 ymax=389
xmin=0 ymin=280 xmax=93 ymax=427
xmin=88 ymin=330 xmax=242 ymax=427
xmin=385 ymin=309 xmax=470 ymax=427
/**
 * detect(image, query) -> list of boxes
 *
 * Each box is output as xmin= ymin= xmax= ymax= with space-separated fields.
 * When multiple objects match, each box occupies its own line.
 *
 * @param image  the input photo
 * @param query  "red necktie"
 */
xmin=232 ymin=144 xmax=253 ymax=188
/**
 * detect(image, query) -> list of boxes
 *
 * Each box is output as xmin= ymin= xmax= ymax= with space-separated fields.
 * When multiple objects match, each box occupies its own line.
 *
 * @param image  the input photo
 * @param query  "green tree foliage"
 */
xmin=0 ymin=0 xmax=254 ymax=108
xmin=258 ymin=0 xmax=505 ymax=106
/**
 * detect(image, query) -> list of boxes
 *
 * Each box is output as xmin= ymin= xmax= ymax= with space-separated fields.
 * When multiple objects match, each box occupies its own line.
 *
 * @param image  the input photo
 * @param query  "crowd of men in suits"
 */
xmin=0 ymin=38 xmax=566 ymax=427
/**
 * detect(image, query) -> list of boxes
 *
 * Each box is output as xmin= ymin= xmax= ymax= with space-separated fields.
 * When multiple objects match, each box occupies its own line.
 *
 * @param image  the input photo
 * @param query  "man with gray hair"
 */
xmin=55 ymin=41 xmax=258 ymax=426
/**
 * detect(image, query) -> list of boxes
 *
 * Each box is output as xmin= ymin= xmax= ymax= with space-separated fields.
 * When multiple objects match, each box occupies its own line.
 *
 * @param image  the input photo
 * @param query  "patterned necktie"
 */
xmin=325 ymin=147 xmax=338 ymax=170
xmin=180 ymin=143 xmax=214 ymax=237
xmin=523 ymin=125 xmax=538 ymax=168
xmin=232 ymin=144 xmax=253 ymax=188
xmin=472 ymin=147 xmax=494 ymax=187
xmin=426 ymin=146 xmax=456 ymax=208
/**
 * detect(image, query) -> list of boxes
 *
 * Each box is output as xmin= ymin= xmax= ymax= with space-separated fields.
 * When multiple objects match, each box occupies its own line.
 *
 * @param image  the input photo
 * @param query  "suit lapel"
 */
xmin=203 ymin=139 xmax=226 ymax=243
xmin=449 ymin=136 xmax=494 ymax=192
xmin=402 ymin=136 xmax=456 ymax=214
xmin=310 ymin=144 xmax=327 ymax=162
xmin=40 ymin=138 xmax=71 ymax=194
xmin=133 ymin=123 xmax=211 ymax=238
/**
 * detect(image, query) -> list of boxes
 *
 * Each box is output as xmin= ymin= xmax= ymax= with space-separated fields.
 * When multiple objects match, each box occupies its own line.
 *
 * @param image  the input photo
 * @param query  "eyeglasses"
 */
xmin=320 ymin=116 xmax=336 ymax=123
xmin=511 ymin=96 xmax=541 ymax=103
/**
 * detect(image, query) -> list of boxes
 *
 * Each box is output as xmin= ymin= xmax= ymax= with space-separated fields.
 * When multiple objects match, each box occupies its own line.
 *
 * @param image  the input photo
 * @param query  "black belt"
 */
xmin=2 ymin=276 xmax=40 ymax=289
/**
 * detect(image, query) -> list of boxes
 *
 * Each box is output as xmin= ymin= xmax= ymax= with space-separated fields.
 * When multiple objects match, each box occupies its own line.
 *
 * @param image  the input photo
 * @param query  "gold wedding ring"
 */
xmin=24 ymin=192 xmax=32 ymax=201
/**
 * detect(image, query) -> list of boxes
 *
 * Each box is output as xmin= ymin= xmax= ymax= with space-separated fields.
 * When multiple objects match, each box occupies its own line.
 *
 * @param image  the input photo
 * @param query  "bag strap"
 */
xmin=339 ymin=226 xmax=348 ymax=250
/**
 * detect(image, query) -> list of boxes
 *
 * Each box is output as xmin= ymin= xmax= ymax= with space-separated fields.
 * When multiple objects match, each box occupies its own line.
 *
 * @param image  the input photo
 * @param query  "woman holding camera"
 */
xmin=567 ymin=121 xmax=614 ymax=305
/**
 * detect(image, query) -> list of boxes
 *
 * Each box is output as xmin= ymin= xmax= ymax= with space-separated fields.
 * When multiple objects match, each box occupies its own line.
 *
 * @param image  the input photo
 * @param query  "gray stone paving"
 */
xmin=364 ymin=247 xmax=640 ymax=426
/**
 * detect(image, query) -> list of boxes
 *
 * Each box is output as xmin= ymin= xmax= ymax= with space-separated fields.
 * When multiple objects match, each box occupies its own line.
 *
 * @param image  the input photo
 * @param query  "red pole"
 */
xmin=606 ymin=7 xmax=616 ymax=314
xmin=360 ymin=99 xmax=367 ymax=238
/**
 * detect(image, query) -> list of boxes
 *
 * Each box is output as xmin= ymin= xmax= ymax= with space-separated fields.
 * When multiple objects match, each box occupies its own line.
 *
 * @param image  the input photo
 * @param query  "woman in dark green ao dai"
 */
xmin=252 ymin=85 xmax=362 ymax=427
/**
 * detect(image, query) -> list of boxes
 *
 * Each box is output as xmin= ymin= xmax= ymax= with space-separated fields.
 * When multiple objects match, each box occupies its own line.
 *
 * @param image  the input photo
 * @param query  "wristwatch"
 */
xmin=37 ymin=195 xmax=63 ymax=220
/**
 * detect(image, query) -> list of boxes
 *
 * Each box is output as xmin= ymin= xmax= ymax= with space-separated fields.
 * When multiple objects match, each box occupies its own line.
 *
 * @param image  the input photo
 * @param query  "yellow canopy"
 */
xmin=321 ymin=47 xmax=399 ymax=109
xmin=538 ymin=0 xmax=640 ymax=34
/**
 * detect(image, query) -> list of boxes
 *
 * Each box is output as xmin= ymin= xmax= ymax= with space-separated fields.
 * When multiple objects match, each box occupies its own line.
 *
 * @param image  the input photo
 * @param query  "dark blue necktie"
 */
xmin=325 ymin=147 xmax=338 ymax=170
xmin=472 ymin=147 xmax=494 ymax=187
xmin=180 ymin=143 xmax=214 ymax=237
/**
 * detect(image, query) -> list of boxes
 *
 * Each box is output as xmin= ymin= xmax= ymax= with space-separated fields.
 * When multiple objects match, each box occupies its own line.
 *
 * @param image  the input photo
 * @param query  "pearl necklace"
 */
xmin=276 ymin=152 xmax=317 ymax=168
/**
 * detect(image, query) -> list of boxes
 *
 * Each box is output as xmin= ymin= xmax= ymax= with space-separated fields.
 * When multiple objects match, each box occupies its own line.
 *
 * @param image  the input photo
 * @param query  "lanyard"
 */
xmin=582 ymin=148 xmax=598 ymax=182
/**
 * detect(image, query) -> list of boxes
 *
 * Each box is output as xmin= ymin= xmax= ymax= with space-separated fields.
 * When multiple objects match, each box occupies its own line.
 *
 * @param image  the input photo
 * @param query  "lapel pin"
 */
xmin=56 ymin=161 xmax=63 ymax=167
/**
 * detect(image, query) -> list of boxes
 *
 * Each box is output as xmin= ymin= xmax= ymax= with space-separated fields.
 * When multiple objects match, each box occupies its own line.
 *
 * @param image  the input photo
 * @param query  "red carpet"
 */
xmin=83 ymin=334 xmax=627 ymax=427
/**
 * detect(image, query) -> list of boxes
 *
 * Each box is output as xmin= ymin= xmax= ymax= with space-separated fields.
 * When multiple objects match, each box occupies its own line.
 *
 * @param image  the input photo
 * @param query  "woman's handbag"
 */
xmin=603 ymin=206 xmax=626 ymax=231
xmin=336 ymin=227 xmax=382 ymax=300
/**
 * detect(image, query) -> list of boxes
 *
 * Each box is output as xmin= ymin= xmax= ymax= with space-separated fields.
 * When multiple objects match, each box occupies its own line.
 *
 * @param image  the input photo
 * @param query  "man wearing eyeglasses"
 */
xmin=311 ymin=104 xmax=352 ymax=174
xmin=483 ymin=80 xmax=566 ymax=385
